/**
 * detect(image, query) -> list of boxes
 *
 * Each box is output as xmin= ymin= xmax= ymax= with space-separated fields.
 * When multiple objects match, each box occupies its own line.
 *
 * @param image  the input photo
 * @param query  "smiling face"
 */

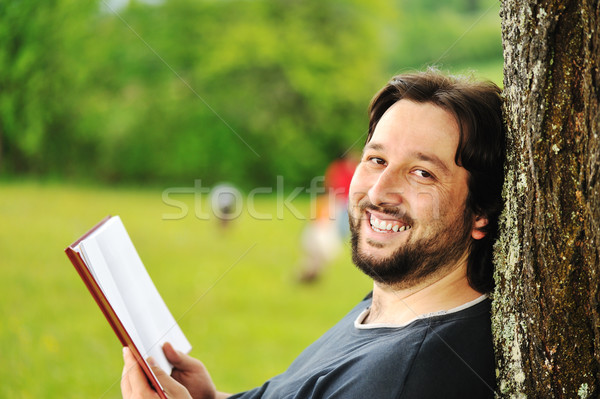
xmin=349 ymin=99 xmax=482 ymax=287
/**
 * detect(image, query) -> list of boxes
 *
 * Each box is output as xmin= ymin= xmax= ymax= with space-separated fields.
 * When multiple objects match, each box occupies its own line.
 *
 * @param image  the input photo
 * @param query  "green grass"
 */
xmin=0 ymin=181 xmax=371 ymax=398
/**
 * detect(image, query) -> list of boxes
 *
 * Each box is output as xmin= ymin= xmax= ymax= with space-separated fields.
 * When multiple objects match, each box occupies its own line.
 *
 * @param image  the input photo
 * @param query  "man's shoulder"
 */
xmin=399 ymin=298 xmax=496 ymax=398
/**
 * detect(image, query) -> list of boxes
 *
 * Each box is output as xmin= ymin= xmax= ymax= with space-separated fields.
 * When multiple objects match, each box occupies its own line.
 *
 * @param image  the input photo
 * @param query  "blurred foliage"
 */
xmin=0 ymin=0 xmax=502 ymax=189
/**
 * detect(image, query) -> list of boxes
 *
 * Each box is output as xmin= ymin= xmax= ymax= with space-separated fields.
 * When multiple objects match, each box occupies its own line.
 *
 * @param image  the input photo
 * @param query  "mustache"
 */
xmin=355 ymin=199 xmax=415 ymax=225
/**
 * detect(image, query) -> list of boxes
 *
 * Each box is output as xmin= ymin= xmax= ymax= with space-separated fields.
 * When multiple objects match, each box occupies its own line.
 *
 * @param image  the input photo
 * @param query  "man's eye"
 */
xmin=368 ymin=157 xmax=386 ymax=165
xmin=413 ymin=169 xmax=433 ymax=179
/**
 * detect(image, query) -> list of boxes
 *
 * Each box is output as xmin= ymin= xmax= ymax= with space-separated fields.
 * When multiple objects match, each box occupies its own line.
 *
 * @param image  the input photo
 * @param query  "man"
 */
xmin=122 ymin=70 xmax=505 ymax=398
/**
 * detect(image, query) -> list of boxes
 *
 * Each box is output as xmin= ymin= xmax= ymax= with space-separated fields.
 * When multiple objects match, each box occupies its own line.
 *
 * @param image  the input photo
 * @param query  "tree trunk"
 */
xmin=493 ymin=1 xmax=600 ymax=397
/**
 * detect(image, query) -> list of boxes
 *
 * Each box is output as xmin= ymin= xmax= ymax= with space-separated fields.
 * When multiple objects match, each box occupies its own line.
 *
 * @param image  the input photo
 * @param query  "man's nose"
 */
xmin=367 ymin=169 xmax=404 ymax=207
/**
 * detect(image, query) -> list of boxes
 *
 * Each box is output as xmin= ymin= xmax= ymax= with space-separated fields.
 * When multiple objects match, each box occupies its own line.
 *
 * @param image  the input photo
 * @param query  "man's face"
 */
xmin=348 ymin=99 xmax=478 ymax=287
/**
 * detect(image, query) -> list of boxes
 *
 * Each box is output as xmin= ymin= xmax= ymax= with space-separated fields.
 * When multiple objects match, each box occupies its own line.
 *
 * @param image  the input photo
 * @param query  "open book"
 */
xmin=65 ymin=215 xmax=192 ymax=398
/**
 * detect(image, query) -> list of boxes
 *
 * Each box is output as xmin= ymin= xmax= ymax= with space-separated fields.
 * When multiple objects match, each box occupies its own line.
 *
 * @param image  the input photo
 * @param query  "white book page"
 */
xmin=79 ymin=239 xmax=147 ymax=354
xmin=79 ymin=216 xmax=192 ymax=373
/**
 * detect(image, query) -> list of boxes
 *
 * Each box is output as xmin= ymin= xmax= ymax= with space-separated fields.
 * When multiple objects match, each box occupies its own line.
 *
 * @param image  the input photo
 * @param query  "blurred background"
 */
xmin=0 ymin=0 xmax=503 ymax=397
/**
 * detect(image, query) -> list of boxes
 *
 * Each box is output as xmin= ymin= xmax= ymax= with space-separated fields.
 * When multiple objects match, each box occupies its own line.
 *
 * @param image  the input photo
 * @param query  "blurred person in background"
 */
xmin=297 ymin=154 xmax=358 ymax=282
xmin=122 ymin=69 xmax=505 ymax=399
xmin=324 ymin=152 xmax=359 ymax=239
xmin=210 ymin=183 xmax=241 ymax=230
xmin=296 ymin=193 xmax=342 ymax=282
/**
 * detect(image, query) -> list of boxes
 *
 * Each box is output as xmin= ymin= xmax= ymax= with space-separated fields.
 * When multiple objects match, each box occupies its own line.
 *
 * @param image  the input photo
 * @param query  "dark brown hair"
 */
xmin=367 ymin=70 xmax=505 ymax=293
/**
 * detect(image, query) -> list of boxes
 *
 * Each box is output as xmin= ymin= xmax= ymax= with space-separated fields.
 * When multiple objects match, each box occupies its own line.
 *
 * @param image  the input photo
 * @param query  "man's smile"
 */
xmin=368 ymin=211 xmax=412 ymax=233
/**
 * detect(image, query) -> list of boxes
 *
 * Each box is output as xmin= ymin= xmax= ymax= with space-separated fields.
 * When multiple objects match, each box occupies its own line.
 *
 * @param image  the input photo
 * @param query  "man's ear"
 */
xmin=471 ymin=215 xmax=489 ymax=240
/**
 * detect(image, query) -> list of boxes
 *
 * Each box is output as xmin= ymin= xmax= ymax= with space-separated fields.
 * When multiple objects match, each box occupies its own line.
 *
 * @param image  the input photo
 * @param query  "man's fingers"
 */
xmin=163 ymin=342 xmax=200 ymax=371
xmin=162 ymin=342 xmax=182 ymax=364
xmin=121 ymin=348 xmax=133 ymax=397
xmin=147 ymin=356 xmax=191 ymax=398
xmin=122 ymin=347 xmax=158 ymax=397
xmin=161 ymin=343 xmax=218 ymax=399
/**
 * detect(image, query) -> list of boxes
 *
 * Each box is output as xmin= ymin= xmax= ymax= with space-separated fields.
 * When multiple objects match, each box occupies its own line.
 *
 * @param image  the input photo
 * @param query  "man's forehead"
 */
xmin=366 ymin=100 xmax=461 ymax=160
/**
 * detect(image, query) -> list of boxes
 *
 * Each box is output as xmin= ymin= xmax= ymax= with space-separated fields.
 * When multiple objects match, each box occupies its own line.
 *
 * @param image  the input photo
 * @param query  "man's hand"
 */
xmin=162 ymin=342 xmax=223 ymax=399
xmin=121 ymin=347 xmax=192 ymax=399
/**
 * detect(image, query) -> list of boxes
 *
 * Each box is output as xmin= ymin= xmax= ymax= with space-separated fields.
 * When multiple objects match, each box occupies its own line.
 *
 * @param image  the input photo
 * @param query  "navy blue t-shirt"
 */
xmin=229 ymin=294 xmax=496 ymax=398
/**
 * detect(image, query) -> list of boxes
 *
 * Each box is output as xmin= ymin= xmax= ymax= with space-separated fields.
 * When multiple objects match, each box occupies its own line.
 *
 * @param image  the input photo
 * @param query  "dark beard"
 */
xmin=349 ymin=205 xmax=473 ymax=287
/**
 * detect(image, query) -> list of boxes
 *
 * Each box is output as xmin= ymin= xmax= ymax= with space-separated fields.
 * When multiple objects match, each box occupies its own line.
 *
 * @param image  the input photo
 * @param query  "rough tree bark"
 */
xmin=492 ymin=1 xmax=600 ymax=398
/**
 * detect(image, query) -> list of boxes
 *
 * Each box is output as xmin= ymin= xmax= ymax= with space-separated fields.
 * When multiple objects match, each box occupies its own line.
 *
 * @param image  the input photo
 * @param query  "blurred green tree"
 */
xmin=82 ymin=0 xmax=390 ymax=187
xmin=0 ymin=1 xmax=96 ymax=176
xmin=0 ymin=0 xmax=502 ymax=188
xmin=387 ymin=0 xmax=503 ymax=76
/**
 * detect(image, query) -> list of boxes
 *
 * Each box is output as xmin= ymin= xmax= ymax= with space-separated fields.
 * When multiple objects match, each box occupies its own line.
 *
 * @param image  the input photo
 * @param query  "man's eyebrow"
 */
xmin=363 ymin=142 xmax=384 ymax=152
xmin=412 ymin=152 xmax=452 ymax=175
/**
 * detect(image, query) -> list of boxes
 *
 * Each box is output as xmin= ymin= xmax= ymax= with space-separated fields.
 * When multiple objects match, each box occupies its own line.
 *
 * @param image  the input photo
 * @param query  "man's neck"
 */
xmin=364 ymin=264 xmax=482 ymax=325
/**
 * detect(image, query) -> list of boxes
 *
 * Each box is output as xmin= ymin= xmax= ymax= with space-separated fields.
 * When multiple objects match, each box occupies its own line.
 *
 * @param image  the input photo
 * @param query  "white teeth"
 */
xmin=369 ymin=214 xmax=411 ymax=232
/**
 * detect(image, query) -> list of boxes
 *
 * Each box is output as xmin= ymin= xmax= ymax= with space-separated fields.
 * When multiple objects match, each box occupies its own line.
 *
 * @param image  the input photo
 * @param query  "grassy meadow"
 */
xmin=0 ymin=181 xmax=371 ymax=398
